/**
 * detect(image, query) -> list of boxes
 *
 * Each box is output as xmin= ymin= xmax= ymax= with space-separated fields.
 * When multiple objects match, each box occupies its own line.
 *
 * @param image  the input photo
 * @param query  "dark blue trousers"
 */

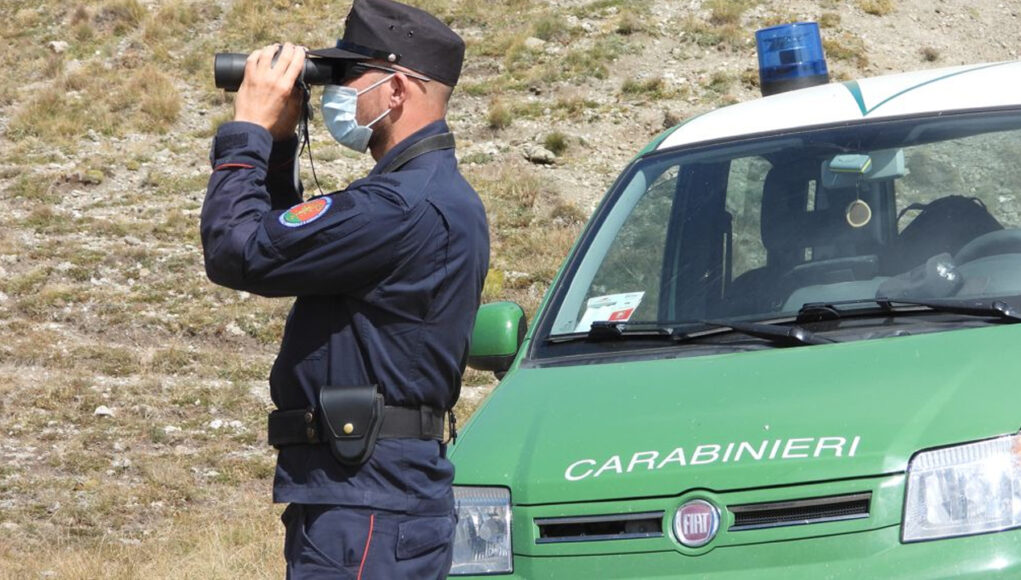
xmin=282 ymin=504 xmax=455 ymax=579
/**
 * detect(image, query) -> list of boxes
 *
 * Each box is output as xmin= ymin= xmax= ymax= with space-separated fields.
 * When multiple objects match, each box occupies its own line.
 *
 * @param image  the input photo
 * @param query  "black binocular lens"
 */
xmin=213 ymin=53 xmax=348 ymax=92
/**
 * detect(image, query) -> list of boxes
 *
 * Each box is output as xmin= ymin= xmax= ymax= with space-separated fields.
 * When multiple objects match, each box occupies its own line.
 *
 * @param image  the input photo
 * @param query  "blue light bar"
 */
xmin=755 ymin=22 xmax=829 ymax=96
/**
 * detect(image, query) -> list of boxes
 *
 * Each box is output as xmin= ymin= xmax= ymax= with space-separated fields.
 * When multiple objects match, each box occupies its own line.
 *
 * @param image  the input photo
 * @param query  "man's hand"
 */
xmin=234 ymin=43 xmax=306 ymax=141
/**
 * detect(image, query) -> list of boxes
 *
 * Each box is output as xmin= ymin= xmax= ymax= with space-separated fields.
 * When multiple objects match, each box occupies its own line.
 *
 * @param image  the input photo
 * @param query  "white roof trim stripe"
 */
xmin=657 ymin=61 xmax=1021 ymax=151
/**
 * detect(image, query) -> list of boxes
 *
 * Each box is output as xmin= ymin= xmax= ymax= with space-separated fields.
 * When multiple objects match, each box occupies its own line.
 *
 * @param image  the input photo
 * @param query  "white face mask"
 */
xmin=320 ymin=73 xmax=394 ymax=153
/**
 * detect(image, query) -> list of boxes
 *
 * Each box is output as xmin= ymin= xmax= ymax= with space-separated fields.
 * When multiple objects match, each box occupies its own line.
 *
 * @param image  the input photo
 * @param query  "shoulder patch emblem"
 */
xmin=279 ymin=197 xmax=332 ymax=228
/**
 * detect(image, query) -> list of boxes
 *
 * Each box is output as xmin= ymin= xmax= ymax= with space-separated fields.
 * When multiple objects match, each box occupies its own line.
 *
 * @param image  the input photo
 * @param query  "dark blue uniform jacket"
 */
xmin=201 ymin=120 xmax=489 ymax=515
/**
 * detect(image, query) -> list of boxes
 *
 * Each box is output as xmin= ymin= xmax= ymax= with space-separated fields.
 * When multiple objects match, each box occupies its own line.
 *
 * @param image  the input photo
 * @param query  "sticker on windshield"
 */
xmin=574 ymin=292 xmax=645 ymax=333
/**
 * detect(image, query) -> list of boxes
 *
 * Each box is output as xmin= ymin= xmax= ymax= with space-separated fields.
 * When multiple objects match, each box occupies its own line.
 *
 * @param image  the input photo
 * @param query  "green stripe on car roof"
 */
xmin=843 ymin=61 xmax=1012 ymax=117
xmin=843 ymin=80 xmax=868 ymax=116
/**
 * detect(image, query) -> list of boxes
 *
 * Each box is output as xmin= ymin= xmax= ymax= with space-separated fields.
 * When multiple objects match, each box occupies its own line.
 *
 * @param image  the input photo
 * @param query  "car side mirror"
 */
xmin=468 ymin=301 xmax=527 ymax=377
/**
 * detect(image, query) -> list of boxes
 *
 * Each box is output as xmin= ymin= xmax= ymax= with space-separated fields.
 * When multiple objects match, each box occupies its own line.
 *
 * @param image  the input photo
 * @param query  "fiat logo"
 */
xmin=673 ymin=499 xmax=721 ymax=547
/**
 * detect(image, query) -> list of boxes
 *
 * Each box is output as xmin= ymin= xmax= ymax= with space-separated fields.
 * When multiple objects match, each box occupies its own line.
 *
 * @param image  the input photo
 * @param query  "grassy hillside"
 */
xmin=1 ymin=0 xmax=1018 ymax=576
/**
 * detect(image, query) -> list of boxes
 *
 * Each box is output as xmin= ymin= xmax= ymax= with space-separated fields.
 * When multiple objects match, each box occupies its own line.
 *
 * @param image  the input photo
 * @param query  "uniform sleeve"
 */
xmin=206 ymin=122 xmax=302 ymax=209
xmin=266 ymin=134 xmax=304 ymax=209
xmin=201 ymin=123 xmax=406 ymax=297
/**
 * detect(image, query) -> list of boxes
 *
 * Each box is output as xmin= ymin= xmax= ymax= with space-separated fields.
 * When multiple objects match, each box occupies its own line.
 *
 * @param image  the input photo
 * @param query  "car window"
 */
xmin=725 ymin=156 xmax=770 ymax=279
xmin=548 ymin=110 xmax=1021 ymax=337
xmin=897 ymin=131 xmax=1021 ymax=230
xmin=582 ymin=166 xmax=676 ymax=324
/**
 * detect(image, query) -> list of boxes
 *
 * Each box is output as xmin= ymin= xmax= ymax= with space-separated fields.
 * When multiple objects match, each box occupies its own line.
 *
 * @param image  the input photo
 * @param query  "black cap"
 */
xmin=309 ymin=0 xmax=465 ymax=86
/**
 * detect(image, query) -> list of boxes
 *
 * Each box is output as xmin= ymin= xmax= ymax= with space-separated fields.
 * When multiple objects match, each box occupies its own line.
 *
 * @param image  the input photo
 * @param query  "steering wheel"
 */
xmin=954 ymin=228 xmax=1021 ymax=263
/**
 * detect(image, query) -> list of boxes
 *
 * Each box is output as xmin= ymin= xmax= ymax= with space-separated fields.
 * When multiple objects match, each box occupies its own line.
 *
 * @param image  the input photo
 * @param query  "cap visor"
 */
xmin=308 ymin=47 xmax=372 ymax=60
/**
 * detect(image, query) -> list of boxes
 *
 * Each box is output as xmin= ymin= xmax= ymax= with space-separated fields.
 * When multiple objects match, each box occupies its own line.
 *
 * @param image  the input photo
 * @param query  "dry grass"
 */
xmin=544 ymin=131 xmax=569 ymax=156
xmin=819 ymin=11 xmax=842 ymax=28
xmin=860 ymin=0 xmax=895 ymax=16
xmin=0 ymin=0 xmax=600 ymax=572
xmin=615 ymin=12 xmax=647 ymax=36
xmin=620 ymin=76 xmax=681 ymax=100
xmin=0 ymin=50 xmax=282 ymax=564
xmin=682 ymin=14 xmax=746 ymax=51
xmin=824 ymin=33 xmax=871 ymax=69
xmin=0 ymin=0 xmax=786 ymax=574
xmin=707 ymin=0 xmax=751 ymax=26
xmin=0 ymin=487 xmax=282 ymax=579
xmin=705 ymin=71 xmax=736 ymax=96
xmin=466 ymin=163 xmax=584 ymax=320
xmin=487 ymin=98 xmax=514 ymax=130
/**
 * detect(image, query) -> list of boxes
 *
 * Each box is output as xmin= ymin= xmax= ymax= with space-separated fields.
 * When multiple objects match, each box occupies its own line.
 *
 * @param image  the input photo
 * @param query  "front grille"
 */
xmin=535 ymin=512 xmax=664 ymax=544
xmin=729 ymin=492 xmax=871 ymax=531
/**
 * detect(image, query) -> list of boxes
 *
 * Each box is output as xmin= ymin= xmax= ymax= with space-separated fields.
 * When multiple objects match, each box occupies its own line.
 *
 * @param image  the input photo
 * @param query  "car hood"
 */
xmin=450 ymin=324 xmax=1021 ymax=505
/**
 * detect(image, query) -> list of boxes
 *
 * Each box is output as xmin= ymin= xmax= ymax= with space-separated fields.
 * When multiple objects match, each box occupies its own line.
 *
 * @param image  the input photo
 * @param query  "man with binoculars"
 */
xmin=200 ymin=0 xmax=489 ymax=576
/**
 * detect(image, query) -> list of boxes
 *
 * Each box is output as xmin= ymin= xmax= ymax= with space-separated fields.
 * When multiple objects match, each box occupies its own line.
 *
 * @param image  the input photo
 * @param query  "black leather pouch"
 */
xmin=318 ymin=384 xmax=384 ymax=466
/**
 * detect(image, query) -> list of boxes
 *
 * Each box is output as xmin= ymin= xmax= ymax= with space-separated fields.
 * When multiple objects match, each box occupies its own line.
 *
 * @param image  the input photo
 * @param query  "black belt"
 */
xmin=268 ymin=405 xmax=446 ymax=447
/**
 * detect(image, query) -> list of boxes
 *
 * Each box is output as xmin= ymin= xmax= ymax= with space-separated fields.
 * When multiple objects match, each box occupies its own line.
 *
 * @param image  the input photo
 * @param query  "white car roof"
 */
xmin=657 ymin=61 xmax=1021 ymax=150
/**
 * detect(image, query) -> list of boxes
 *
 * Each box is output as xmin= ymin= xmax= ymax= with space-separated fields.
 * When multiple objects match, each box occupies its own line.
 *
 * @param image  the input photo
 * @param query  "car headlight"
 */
xmin=450 ymin=486 xmax=512 ymax=575
xmin=903 ymin=433 xmax=1021 ymax=542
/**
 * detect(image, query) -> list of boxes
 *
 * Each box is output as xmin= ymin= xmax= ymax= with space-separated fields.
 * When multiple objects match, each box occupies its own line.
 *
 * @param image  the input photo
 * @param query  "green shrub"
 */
xmin=819 ymin=12 xmax=841 ymax=28
xmin=487 ymin=100 xmax=513 ymax=130
xmin=860 ymin=0 xmax=895 ymax=16
xmin=707 ymin=0 xmax=751 ymax=25
xmin=532 ymin=13 xmax=571 ymax=42
xmin=621 ymin=76 xmax=675 ymax=99
xmin=824 ymin=34 xmax=869 ymax=69
xmin=544 ymin=132 xmax=569 ymax=156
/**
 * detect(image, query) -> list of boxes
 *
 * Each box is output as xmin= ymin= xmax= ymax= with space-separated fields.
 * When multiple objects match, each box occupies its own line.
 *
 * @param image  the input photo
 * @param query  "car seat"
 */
xmin=886 ymin=195 xmax=1003 ymax=274
xmin=727 ymin=160 xmax=889 ymax=314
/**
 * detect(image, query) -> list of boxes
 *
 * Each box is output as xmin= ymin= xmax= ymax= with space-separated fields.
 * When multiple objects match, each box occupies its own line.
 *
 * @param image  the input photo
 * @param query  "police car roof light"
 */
xmin=756 ymin=22 xmax=829 ymax=97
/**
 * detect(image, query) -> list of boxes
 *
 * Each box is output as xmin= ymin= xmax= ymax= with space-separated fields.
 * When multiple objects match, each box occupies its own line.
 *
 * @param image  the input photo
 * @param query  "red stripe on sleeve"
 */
xmin=213 ymin=163 xmax=255 ymax=171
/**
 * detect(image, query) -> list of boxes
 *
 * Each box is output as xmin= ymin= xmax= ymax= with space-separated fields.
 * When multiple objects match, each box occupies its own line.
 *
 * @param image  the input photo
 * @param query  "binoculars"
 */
xmin=213 ymin=52 xmax=350 ymax=92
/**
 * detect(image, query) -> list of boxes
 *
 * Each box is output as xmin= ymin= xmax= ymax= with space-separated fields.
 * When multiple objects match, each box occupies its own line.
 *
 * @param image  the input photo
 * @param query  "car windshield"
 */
xmin=549 ymin=109 xmax=1021 ymax=336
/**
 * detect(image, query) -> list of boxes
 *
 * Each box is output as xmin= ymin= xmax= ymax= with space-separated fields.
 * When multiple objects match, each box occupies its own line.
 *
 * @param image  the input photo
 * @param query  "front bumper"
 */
xmin=457 ymin=525 xmax=1021 ymax=579
xmin=453 ymin=473 xmax=1020 ymax=578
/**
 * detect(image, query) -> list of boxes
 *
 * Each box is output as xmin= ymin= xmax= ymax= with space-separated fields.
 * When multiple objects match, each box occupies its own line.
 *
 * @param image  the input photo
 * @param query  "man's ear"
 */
xmin=388 ymin=72 xmax=410 ymax=110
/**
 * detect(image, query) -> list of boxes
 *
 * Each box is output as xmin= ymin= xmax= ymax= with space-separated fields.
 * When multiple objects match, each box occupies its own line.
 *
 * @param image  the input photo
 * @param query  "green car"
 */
xmin=449 ymin=60 xmax=1021 ymax=577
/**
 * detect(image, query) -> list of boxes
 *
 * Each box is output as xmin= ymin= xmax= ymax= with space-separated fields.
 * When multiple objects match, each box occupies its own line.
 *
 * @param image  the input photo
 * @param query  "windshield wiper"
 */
xmin=585 ymin=318 xmax=835 ymax=347
xmin=585 ymin=321 xmax=673 ymax=341
xmin=798 ymin=298 xmax=1021 ymax=323
xmin=694 ymin=319 xmax=836 ymax=346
